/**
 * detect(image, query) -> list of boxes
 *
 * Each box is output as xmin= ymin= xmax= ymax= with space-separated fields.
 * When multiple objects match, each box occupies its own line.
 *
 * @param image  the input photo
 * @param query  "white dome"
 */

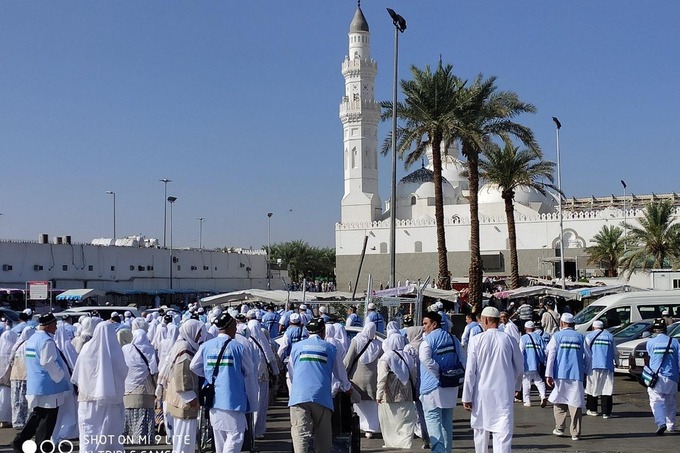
xmin=397 ymin=167 xmax=458 ymax=201
xmin=425 ymin=143 xmax=468 ymax=191
xmin=478 ymin=183 xmax=552 ymax=208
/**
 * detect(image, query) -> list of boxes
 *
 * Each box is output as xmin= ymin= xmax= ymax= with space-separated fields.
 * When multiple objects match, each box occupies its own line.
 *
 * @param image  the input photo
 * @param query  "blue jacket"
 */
xmin=646 ymin=334 xmax=680 ymax=382
xmin=200 ymin=335 xmax=249 ymax=412
xmin=366 ymin=311 xmax=385 ymax=334
xmin=262 ymin=311 xmax=280 ymax=339
xmin=551 ymin=328 xmax=588 ymax=381
xmin=288 ymin=336 xmax=337 ymax=411
xmin=586 ymin=329 xmax=616 ymax=371
xmin=521 ymin=332 xmax=546 ymax=372
xmin=25 ymin=331 xmax=71 ymax=396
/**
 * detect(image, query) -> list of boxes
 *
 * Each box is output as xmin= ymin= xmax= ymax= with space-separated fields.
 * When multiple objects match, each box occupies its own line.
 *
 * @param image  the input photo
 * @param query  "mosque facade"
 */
xmin=334 ymin=5 xmax=679 ymax=290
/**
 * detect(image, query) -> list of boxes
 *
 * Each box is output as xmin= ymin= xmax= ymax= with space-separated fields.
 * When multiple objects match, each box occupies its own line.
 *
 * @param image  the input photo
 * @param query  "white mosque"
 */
xmin=334 ymin=5 xmax=680 ymax=290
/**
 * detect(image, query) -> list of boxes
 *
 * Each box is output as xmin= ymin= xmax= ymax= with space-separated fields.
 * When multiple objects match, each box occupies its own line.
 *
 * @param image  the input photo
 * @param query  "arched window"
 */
xmin=414 ymin=241 xmax=423 ymax=253
xmin=411 ymin=195 xmax=417 ymax=205
xmin=379 ymin=242 xmax=388 ymax=253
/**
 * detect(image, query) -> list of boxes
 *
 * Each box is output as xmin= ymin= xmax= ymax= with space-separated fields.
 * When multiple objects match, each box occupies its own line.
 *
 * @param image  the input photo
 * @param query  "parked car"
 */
xmin=0 ymin=308 xmax=20 ymax=328
xmin=54 ymin=305 xmax=140 ymax=321
xmin=612 ymin=320 xmax=654 ymax=345
xmin=629 ymin=321 xmax=680 ymax=381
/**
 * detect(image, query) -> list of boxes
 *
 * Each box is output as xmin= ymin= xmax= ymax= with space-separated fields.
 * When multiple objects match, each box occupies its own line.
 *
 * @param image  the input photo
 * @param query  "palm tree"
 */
xmin=380 ymin=61 xmax=467 ymax=289
xmin=620 ymin=200 xmax=680 ymax=275
xmin=455 ymin=76 xmax=540 ymax=306
xmin=477 ymin=143 xmax=555 ymax=288
xmin=586 ymin=225 xmax=626 ymax=277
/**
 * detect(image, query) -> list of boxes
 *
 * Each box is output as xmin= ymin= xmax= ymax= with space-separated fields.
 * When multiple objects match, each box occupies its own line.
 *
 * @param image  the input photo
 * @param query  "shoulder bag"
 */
xmin=133 ymin=344 xmax=157 ymax=387
xmin=393 ymin=350 xmax=418 ymax=401
xmin=527 ymin=333 xmax=546 ymax=379
xmin=641 ymin=336 xmax=673 ymax=389
xmin=199 ymin=338 xmax=232 ymax=408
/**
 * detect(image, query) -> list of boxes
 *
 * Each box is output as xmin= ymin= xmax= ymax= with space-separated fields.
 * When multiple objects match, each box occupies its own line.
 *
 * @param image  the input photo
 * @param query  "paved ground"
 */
xmin=1 ymin=375 xmax=678 ymax=452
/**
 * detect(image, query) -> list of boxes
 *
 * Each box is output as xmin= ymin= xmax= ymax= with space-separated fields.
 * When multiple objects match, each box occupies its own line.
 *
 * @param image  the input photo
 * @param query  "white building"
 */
xmin=334 ymin=5 xmax=680 ymax=290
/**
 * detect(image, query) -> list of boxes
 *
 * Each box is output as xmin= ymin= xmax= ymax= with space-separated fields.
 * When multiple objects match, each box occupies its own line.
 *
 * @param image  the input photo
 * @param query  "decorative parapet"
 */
xmin=341 ymin=57 xmax=377 ymax=78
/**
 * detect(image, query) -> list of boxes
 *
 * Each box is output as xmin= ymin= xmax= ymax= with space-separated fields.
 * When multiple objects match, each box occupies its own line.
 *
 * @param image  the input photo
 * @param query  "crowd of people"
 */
xmin=0 ymin=296 xmax=678 ymax=453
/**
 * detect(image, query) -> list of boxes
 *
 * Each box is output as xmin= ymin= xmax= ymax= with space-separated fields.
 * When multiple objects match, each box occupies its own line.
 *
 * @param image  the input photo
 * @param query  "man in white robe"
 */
xmin=463 ymin=307 xmax=523 ymax=453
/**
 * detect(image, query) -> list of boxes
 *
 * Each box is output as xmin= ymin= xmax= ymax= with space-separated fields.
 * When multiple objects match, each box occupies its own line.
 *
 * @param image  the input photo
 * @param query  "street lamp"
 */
xmin=387 ymin=7 xmax=406 ymax=290
xmin=160 ymin=178 xmax=172 ymax=247
xmin=106 ymin=191 xmax=116 ymax=242
xmin=167 ymin=196 xmax=177 ymax=289
xmin=267 ymin=212 xmax=273 ymax=290
xmin=552 ymin=117 xmax=566 ymax=289
xmin=621 ymin=180 xmax=627 ymax=250
xmin=197 ymin=217 xmax=205 ymax=249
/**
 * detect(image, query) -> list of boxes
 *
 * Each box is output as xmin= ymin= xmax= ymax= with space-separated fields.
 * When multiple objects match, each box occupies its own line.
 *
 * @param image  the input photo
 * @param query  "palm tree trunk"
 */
xmin=466 ymin=145 xmax=483 ymax=307
xmin=432 ymin=136 xmax=450 ymax=290
xmin=503 ymin=193 xmax=520 ymax=289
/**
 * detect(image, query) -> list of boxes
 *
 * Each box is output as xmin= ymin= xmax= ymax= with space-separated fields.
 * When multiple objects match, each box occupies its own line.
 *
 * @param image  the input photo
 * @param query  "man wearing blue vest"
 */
xmin=519 ymin=321 xmax=548 ymax=408
xmin=545 ymin=312 xmax=591 ymax=441
xmin=190 ymin=311 xmax=257 ymax=453
xmin=288 ymin=318 xmax=352 ymax=453
xmin=345 ymin=305 xmax=362 ymax=328
xmin=645 ymin=318 xmax=680 ymax=435
xmin=365 ymin=303 xmax=385 ymax=334
xmin=585 ymin=320 xmax=618 ymax=419
xmin=420 ymin=311 xmax=465 ymax=453
xmin=461 ymin=313 xmax=483 ymax=349
xmin=11 ymin=313 xmax=71 ymax=453
xmin=262 ymin=304 xmax=280 ymax=339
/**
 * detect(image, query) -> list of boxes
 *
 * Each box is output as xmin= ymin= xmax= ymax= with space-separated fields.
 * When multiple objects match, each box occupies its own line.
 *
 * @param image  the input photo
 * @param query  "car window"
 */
xmin=613 ymin=322 xmax=650 ymax=341
xmin=638 ymin=305 xmax=663 ymax=319
xmin=601 ymin=306 xmax=631 ymax=329
xmin=573 ymin=304 xmax=605 ymax=325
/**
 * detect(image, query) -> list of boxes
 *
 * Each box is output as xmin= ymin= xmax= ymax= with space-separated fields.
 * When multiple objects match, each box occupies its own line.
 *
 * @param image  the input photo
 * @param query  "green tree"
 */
xmin=456 ymin=76 xmax=539 ymax=305
xmin=380 ymin=61 xmax=467 ymax=289
xmin=620 ymin=200 xmax=680 ymax=275
xmin=267 ymin=240 xmax=336 ymax=283
xmin=586 ymin=225 xmax=626 ymax=277
xmin=477 ymin=143 xmax=554 ymax=288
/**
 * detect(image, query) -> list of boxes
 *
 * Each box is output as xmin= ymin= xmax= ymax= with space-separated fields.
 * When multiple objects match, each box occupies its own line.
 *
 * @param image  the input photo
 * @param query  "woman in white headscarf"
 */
xmin=72 ymin=321 xmax=128 ymax=453
xmin=10 ymin=326 xmax=34 ymax=429
xmin=377 ymin=333 xmax=417 ymax=448
xmin=52 ymin=325 xmax=80 ymax=442
xmin=247 ymin=316 xmax=280 ymax=439
xmin=156 ymin=319 xmax=204 ymax=453
xmin=122 ymin=318 xmax=158 ymax=444
xmin=334 ymin=322 xmax=350 ymax=352
xmin=72 ymin=316 xmax=101 ymax=353
xmin=0 ymin=329 xmax=17 ymax=427
xmin=343 ymin=321 xmax=383 ymax=437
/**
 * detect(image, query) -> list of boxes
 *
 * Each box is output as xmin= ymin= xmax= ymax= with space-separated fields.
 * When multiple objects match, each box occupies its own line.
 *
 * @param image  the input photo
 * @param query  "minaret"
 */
xmin=339 ymin=3 xmax=381 ymax=223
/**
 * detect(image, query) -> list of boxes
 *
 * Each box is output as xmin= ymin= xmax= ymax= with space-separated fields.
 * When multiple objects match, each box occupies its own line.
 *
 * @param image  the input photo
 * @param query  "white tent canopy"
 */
xmin=200 ymin=289 xmax=355 ymax=307
xmin=55 ymin=288 xmax=105 ymax=301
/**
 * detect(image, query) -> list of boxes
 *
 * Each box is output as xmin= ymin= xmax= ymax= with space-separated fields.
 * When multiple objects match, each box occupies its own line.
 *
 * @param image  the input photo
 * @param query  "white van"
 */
xmin=573 ymin=290 xmax=680 ymax=333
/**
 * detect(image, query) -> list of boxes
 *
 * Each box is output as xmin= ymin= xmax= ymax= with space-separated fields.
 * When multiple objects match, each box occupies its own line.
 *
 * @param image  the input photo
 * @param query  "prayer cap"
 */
xmin=319 ymin=306 xmax=328 ymax=314
xmin=652 ymin=318 xmax=666 ymax=331
xmin=214 ymin=312 xmax=234 ymax=329
xmin=290 ymin=313 xmax=301 ymax=324
xmin=592 ymin=320 xmax=604 ymax=329
xmin=307 ymin=318 xmax=325 ymax=334
xmin=481 ymin=306 xmax=500 ymax=318
xmin=524 ymin=321 xmax=535 ymax=329
xmin=367 ymin=303 xmax=376 ymax=310
xmin=39 ymin=312 xmax=57 ymax=326
xmin=561 ymin=313 xmax=575 ymax=324
xmin=300 ymin=304 xmax=308 ymax=310
xmin=247 ymin=309 xmax=258 ymax=319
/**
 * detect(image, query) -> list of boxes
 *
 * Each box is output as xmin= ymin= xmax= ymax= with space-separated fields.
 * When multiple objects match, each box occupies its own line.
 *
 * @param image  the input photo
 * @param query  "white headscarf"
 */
xmin=381 ymin=333 xmax=413 ymax=386
xmin=10 ymin=326 xmax=34 ymax=358
xmin=386 ymin=321 xmax=400 ymax=337
xmin=0 ymin=329 xmax=18 ymax=378
xmin=131 ymin=318 xmax=149 ymax=332
xmin=54 ymin=326 xmax=78 ymax=372
xmin=334 ymin=323 xmax=350 ymax=351
xmin=158 ymin=319 xmax=204 ymax=391
xmin=80 ymin=316 xmax=101 ymax=338
xmin=325 ymin=324 xmax=346 ymax=359
xmin=354 ymin=322 xmax=382 ymax=364
xmin=72 ymin=321 xmax=128 ymax=403
xmin=131 ymin=329 xmax=158 ymax=374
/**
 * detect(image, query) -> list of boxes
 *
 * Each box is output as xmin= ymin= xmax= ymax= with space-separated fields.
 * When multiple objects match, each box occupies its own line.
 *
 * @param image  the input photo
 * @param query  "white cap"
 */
xmin=561 ymin=313 xmax=575 ymax=324
xmin=367 ymin=302 xmax=376 ymax=310
xmin=436 ymin=301 xmax=444 ymax=309
xmin=481 ymin=306 xmax=500 ymax=318
xmin=662 ymin=310 xmax=670 ymax=316
xmin=247 ymin=309 xmax=258 ymax=319
xmin=299 ymin=304 xmax=307 ymax=310
xmin=124 ymin=311 xmax=132 ymax=317
xmin=524 ymin=321 xmax=535 ymax=329
xmin=22 ymin=308 xmax=33 ymax=316
xmin=290 ymin=313 xmax=301 ymax=324
xmin=319 ymin=306 xmax=327 ymax=314
xmin=111 ymin=311 xmax=119 ymax=317
xmin=593 ymin=320 xmax=604 ymax=329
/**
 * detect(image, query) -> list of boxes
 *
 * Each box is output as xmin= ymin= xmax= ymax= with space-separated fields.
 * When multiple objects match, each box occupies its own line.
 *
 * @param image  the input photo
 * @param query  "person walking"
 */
xmin=644 ymin=318 xmax=680 ymax=435
xmin=540 ymin=298 xmax=560 ymax=335
xmin=288 ymin=318 xmax=352 ymax=453
xmin=463 ymin=307 xmax=523 ymax=453
xmin=365 ymin=303 xmax=385 ymax=334
xmin=461 ymin=313 xmax=483 ymax=349
xmin=9 ymin=327 xmax=34 ymax=430
xmin=545 ymin=313 xmax=591 ymax=441
xmin=585 ymin=320 xmax=618 ymax=419
xmin=11 ymin=313 xmax=72 ymax=453
xmin=519 ymin=321 xmax=548 ymax=408
xmin=190 ymin=312 xmax=258 ymax=453
xmin=419 ymin=311 xmax=466 ymax=453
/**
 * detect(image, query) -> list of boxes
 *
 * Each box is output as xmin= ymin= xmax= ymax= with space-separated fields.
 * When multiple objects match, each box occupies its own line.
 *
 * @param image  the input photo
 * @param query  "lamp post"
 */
xmin=167 ymin=196 xmax=177 ymax=289
xmin=267 ymin=212 xmax=273 ymax=290
xmin=106 ymin=191 xmax=116 ymax=242
xmin=552 ymin=117 xmax=566 ymax=289
xmin=387 ymin=7 xmax=406 ymax=290
xmin=160 ymin=178 xmax=172 ymax=247
xmin=197 ymin=217 xmax=205 ymax=249
xmin=621 ymin=180 xmax=627 ymax=250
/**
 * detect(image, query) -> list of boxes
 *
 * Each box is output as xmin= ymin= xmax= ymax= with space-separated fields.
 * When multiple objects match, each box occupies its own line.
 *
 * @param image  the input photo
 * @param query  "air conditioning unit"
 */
xmin=54 ymin=236 xmax=63 ymax=244
xmin=2 ymin=264 xmax=12 ymax=271
xmin=38 ymin=234 xmax=48 ymax=244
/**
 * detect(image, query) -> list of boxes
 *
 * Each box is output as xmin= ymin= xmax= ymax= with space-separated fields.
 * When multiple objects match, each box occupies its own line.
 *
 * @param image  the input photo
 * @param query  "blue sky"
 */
xmin=1 ymin=1 xmax=678 ymax=249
